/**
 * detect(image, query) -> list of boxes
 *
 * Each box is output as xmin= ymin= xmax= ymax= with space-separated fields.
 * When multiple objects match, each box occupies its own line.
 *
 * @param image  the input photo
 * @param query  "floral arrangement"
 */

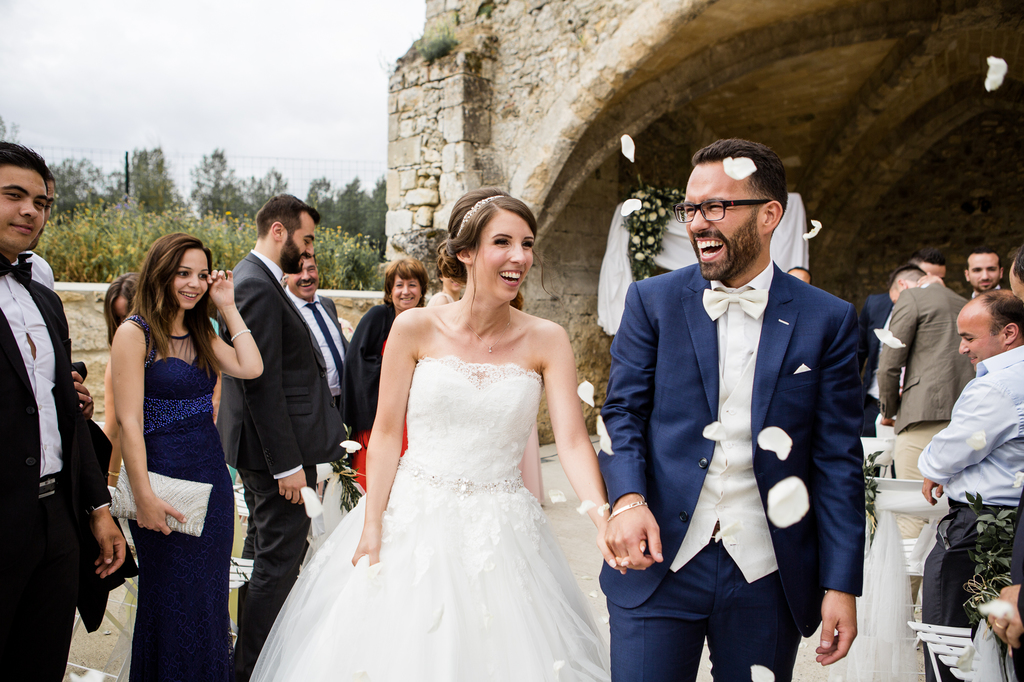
xmin=622 ymin=183 xmax=682 ymax=281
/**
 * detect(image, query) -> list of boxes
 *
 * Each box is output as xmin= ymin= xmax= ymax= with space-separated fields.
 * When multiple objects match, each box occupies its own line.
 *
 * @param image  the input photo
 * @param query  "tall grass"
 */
xmin=38 ymin=202 xmax=383 ymax=290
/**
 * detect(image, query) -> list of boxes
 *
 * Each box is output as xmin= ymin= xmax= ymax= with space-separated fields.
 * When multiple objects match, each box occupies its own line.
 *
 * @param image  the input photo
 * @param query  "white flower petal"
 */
xmin=985 ymin=56 xmax=1008 ymax=91
xmin=722 ymin=156 xmax=757 ymax=181
xmin=714 ymin=519 xmax=743 ymax=544
xmin=702 ymin=421 xmax=728 ymax=442
xmin=427 ymin=604 xmax=444 ymax=634
xmin=577 ymin=380 xmax=595 ymax=407
xmin=577 ymin=500 xmax=597 ymax=515
xmin=1014 ymin=472 xmax=1024 ymax=489
xmin=620 ymin=135 xmax=635 ymax=163
xmin=802 ymin=220 xmax=823 ymax=241
xmin=873 ymin=328 xmax=906 ymax=349
xmin=353 ymin=671 xmax=371 ymax=682
xmin=621 ymin=198 xmax=642 ymax=217
xmin=341 ymin=439 xmax=362 ymax=454
xmin=956 ymin=643 xmax=975 ymax=672
xmin=553 ymin=660 xmax=566 ymax=680
xmin=766 ymin=477 xmax=810 ymax=528
xmin=758 ymin=427 xmax=793 ymax=461
xmin=751 ymin=664 xmax=775 ymax=682
xmin=978 ymin=599 xmax=1014 ymax=619
xmin=601 ymin=615 xmax=610 ymax=624
xmin=579 ymin=575 xmax=593 ymax=580
xmin=70 ymin=673 xmax=107 ymax=682
xmin=300 ymin=486 xmax=324 ymax=518
xmin=966 ymin=431 xmax=987 ymax=451
xmin=598 ymin=502 xmax=611 ymax=517
xmin=589 ymin=590 xmax=599 ymax=598
xmin=597 ymin=415 xmax=614 ymax=455
xmin=548 ymin=489 xmax=567 ymax=504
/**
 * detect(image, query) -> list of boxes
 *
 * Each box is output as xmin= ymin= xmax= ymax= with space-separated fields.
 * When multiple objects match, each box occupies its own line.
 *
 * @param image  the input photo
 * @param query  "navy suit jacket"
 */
xmin=599 ymin=264 xmax=865 ymax=636
xmin=857 ymin=292 xmax=893 ymax=400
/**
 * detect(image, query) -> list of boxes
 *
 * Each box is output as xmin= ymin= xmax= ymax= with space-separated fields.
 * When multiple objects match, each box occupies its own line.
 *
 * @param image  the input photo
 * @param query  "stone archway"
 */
xmin=386 ymin=0 xmax=1024 ymax=439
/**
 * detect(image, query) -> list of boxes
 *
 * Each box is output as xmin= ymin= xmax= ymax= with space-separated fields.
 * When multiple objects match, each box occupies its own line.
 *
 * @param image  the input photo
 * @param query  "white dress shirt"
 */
xmin=26 ymin=251 xmax=55 ymax=290
xmin=672 ymin=263 xmax=779 ymax=583
xmin=0 ymin=273 xmax=63 ymax=475
xmin=285 ymin=288 xmax=344 ymax=397
xmin=918 ymin=344 xmax=1024 ymax=506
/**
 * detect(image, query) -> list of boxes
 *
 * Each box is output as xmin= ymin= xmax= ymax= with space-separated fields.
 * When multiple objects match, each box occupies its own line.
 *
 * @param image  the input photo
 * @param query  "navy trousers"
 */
xmin=608 ymin=540 xmax=802 ymax=682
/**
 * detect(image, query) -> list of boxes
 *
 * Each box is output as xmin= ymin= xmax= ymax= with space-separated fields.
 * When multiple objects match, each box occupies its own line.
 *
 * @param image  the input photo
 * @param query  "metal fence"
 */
xmin=35 ymin=146 xmax=387 ymax=203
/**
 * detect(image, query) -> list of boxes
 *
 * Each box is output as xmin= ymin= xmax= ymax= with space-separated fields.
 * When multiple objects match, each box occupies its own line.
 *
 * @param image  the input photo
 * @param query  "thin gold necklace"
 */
xmin=467 ymin=309 xmax=512 ymax=353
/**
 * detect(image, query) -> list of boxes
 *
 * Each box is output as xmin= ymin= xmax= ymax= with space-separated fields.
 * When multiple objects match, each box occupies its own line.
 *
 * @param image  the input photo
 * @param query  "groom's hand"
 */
xmin=605 ymin=494 xmax=663 ymax=574
xmin=278 ymin=470 xmax=306 ymax=503
xmin=816 ymin=590 xmax=857 ymax=665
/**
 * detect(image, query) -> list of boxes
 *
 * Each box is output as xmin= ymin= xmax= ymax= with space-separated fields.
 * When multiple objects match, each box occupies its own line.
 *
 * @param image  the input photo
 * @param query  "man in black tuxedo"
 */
xmin=218 ymin=194 xmax=346 ymax=682
xmin=0 ymin=144 xmax=125 ymax=680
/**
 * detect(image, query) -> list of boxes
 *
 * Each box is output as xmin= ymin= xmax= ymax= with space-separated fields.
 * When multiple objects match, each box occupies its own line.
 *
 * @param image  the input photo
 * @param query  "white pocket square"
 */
xmin=794 ymin=364 xmax=812 ymax=374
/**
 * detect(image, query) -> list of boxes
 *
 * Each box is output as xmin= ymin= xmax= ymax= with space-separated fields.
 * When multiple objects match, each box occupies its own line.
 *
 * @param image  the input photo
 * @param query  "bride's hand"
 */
xmin=352 ymin=523 xmax=382 ymax=566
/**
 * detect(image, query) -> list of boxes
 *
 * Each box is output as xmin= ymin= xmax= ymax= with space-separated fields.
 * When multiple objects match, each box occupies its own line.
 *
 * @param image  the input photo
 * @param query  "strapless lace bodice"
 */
xmin=400 ymin=356 xmax=542 ymax=484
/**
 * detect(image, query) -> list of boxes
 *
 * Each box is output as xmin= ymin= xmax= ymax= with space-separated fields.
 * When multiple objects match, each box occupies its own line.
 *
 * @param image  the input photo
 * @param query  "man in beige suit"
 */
xmin=878 ymin=264 xmax=975 ymax=539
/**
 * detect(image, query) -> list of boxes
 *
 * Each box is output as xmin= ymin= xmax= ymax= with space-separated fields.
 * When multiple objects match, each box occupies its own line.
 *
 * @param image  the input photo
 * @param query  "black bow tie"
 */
xmin=0 ymin=255 xmax=33 ymax=287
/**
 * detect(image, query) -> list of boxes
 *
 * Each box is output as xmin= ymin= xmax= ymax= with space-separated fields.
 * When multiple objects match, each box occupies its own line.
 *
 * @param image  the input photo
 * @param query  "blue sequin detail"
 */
xmin=143 ymin=393 xmax=214 ymax=434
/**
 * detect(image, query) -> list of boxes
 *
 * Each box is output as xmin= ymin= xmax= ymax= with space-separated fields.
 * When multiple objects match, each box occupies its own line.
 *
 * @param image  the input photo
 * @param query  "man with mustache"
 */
xmin=218 ymin=194 xmax=346 ymax=682
xmin=601 ymin=138 xmax=865 ymax=681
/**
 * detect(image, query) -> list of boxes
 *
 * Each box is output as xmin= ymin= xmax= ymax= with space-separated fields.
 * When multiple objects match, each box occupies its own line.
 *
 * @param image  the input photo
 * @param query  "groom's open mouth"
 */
xmin=696 ymin=238 xmax=725 ymax=262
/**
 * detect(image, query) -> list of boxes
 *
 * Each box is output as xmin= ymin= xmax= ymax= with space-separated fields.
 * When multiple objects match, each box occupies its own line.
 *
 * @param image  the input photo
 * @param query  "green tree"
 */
xmin=130 ymin=147 xmax=179 ymax=212
xmin=0 ymin=115 xmax=19 ymax=142
xmin=366 ymin=176 xmax=387 ymax=255
xmin=306 ymin=177 xmax=341 ymax=229
xmin=240 ymin=168 xmax=288 ymax=216
xmin=337 ymin=178 xmax=368 ymax=236
xmin=190 ymin=149 xmax=244 ymax=216
xmin=49 ymin=158 xmax=118 ymax=218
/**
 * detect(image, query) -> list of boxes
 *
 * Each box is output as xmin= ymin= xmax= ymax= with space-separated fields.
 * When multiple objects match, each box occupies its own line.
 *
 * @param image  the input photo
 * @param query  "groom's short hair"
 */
xmin=256 ymin=194 xmax=321 ymax=238
xmin=691 ymin=139 xmax=788 ymax=214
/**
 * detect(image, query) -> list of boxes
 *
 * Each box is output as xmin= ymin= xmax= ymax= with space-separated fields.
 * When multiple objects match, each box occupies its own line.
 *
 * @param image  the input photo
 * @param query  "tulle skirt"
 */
xmin=252 ymin=467 xmax=610 ymax=681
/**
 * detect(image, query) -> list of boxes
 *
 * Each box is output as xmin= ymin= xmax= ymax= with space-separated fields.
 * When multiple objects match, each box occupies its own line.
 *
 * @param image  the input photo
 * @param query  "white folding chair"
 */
xmin=908 ymin=621 xmax=975 ymax=680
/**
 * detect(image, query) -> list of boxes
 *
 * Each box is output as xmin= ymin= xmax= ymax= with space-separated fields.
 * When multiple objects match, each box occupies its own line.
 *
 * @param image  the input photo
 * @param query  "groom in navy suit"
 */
xmin=600 ymin=139 xmax=864 ymax=681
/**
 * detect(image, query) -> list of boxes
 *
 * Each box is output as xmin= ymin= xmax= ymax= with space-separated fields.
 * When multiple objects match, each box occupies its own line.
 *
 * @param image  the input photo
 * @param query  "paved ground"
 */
xmin=65 ymin=438 xmax=922 ymax=680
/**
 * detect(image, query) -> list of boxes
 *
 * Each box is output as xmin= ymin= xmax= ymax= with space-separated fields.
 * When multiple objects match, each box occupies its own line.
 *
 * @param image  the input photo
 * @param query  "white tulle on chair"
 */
xmin=829 ymin=478 xmax=950 ymax=681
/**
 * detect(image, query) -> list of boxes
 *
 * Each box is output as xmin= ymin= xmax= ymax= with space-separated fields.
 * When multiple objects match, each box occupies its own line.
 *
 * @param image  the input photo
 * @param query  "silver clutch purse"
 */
xmin=110 ymin=471 xmax=213 ymax=537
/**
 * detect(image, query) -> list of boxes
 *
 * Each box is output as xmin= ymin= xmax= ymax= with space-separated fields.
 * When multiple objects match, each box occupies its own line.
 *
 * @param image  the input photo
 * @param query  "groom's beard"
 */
xmin=281 ymin=236 xmax=304 ymax=275
xmin=691 ymin=211 xmax=762 ymax=283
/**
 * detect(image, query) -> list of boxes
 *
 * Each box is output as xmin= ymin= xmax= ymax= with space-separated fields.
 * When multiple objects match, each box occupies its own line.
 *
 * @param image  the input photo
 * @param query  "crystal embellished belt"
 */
xmin=398 ymin=460 xmax=524 ymax=496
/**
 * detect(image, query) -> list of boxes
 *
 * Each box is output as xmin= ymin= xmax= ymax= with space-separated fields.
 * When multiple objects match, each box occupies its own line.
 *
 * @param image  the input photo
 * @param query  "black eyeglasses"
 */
xmin=673 ymin=199 xmax=770 ymax=223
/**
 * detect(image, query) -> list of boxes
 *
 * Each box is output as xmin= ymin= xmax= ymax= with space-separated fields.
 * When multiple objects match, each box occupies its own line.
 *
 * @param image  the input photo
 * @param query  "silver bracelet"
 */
xmin=231 ymin=328 xmax=252 ymax=342
xmin=609 ymin=499 xmax=648 ymax=520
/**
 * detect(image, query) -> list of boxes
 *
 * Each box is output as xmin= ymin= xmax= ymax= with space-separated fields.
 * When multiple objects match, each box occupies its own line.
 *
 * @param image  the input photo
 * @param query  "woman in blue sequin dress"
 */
xmin=111 ymin=233 xmax=263 ymax=681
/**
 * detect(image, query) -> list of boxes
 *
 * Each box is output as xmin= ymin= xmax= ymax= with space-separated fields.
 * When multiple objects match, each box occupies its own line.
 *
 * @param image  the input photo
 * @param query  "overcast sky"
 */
xmin=1 ymin=0 xmax=426 ymax=192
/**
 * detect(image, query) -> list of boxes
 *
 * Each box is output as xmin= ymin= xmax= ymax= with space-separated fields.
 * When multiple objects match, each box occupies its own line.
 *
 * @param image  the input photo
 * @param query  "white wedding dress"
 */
xmin=252 ymin=356 xmax=610 ymax=681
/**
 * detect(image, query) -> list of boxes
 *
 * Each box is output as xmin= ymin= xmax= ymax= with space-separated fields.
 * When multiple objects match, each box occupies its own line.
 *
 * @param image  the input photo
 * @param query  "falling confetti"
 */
xmin=978 ymin=599 xmax=1014 ymax=619
xmin=577 ymin=381 xmax=595 ymax=407
xmin=620 ymin=135 xmax=635 ymax=163
xmin=767 ymin=477 xmax=810 ymax=528
xmin=589 ymin=590 xmax=599 ymax=598
xmin=597 ymin=502 xmax=611 ymax=517
xmin=723 ymin=157 xmax=757 ymax=181
xmin=553 ymin=660 xmax=566 ymax=681
xmin=427 ymin=605 xmax=445 ymax=634
xmin=1014 ymin=472 xmax=1024 ymax=489
xmin=577 ymin=500 xmax=597 ymax=515
xmin=597 ymin=415 xmax=614 ymax=455
xmin=714 ymin=520 xmax=743 ymax=544
xmin=300 ymin=486 xmax=324 ymax=518
xmin=601 ymin=615 xmax=610 ymax=624
xmin=751 ymin=665 xmax=776 ymax=682
xmin=758 ymin=427 xmax=793 ymax=461
xmin=341 ymin=440 xmax=363 ymax=454
xmin=874 ymin=328 xmax=906 ymax=349
xmin=353 ymin=671 xmax=371 ymax=682
xmin=985 ymin=56 xmax=1008 ymax=92
xmin=802 ymin=220 xmax=823 ymax=241
xmin=548 ymin=489 xmax=567 ymax=504
xmin=956 ymin=644 xmax=975 ymax=672
xmin=966 ymin=431 xmax=987 ymax=451
xmin=620 ymin=198 xmax=643 ymax=217
xmin=703 ymin=421 xmax=728 ymax=442
xmin=70 ymin=673 xmax=106 ymax=682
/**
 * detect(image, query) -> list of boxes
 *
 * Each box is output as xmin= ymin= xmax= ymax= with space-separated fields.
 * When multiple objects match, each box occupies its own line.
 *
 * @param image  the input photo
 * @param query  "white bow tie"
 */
xmin=703 ymin=288 xmax=769 ymax=321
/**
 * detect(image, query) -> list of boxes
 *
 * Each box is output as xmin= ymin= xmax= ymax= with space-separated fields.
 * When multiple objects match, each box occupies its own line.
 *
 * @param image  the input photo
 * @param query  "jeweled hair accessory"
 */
xmin=457 ymin=195 xmax=501 ymax=237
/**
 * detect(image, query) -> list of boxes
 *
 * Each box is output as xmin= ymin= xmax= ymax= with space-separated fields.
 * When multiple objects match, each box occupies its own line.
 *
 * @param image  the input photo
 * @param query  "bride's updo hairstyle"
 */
xmin=437 ymin=187 xmax=539 ymax=310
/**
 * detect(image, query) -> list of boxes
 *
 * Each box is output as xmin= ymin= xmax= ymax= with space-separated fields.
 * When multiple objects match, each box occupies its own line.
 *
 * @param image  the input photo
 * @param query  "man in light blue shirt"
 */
xmin=918 ymin=290 xmax=1024 ymax=679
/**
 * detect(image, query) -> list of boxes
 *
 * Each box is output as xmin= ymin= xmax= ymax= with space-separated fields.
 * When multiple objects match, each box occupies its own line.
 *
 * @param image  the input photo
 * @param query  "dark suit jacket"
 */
xmin=342 ymin=303 xmax=395 ymax=434
xmin=857 ymin=292 xmax=893 ymax=400
xmin=0 ymin=281 xmax=114 ymax=628
xmin=599 ymin=265 xmax=865 ymax=637
xmin=218 ymin=253 xmax=345 ymax=473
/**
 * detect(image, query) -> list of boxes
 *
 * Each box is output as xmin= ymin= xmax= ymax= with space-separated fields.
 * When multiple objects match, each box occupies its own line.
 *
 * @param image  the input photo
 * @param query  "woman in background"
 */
xmin=102 ymin=272 xmax=138 ymax=488
xmin=426 ymin=273 xmax=462 ymax=307
xmin=342 ymin=257 xmax=427 ymax=490
xmin=111 ymin=233 xmax=262 ymax=681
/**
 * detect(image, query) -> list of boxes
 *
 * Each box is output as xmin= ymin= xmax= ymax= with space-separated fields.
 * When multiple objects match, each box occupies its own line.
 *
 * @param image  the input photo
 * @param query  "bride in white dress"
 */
xmin=251 ymin=188 xmax=615 ymax=681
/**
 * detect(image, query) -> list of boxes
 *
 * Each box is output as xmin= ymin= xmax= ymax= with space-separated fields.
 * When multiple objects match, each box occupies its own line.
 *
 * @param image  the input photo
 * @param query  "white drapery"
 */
xmin=597 ymin=193 xmax=810 ymax=336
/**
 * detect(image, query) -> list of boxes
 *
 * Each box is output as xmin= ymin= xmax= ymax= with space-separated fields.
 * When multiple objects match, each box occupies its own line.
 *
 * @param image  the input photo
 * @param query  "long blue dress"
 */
xmin=126 ymin=316 xmax=234 ymax=682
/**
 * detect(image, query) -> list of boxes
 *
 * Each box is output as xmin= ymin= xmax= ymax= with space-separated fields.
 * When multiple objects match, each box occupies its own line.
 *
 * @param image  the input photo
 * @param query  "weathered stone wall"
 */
xmin=58 ymin=283 xmax=383 ymax=423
